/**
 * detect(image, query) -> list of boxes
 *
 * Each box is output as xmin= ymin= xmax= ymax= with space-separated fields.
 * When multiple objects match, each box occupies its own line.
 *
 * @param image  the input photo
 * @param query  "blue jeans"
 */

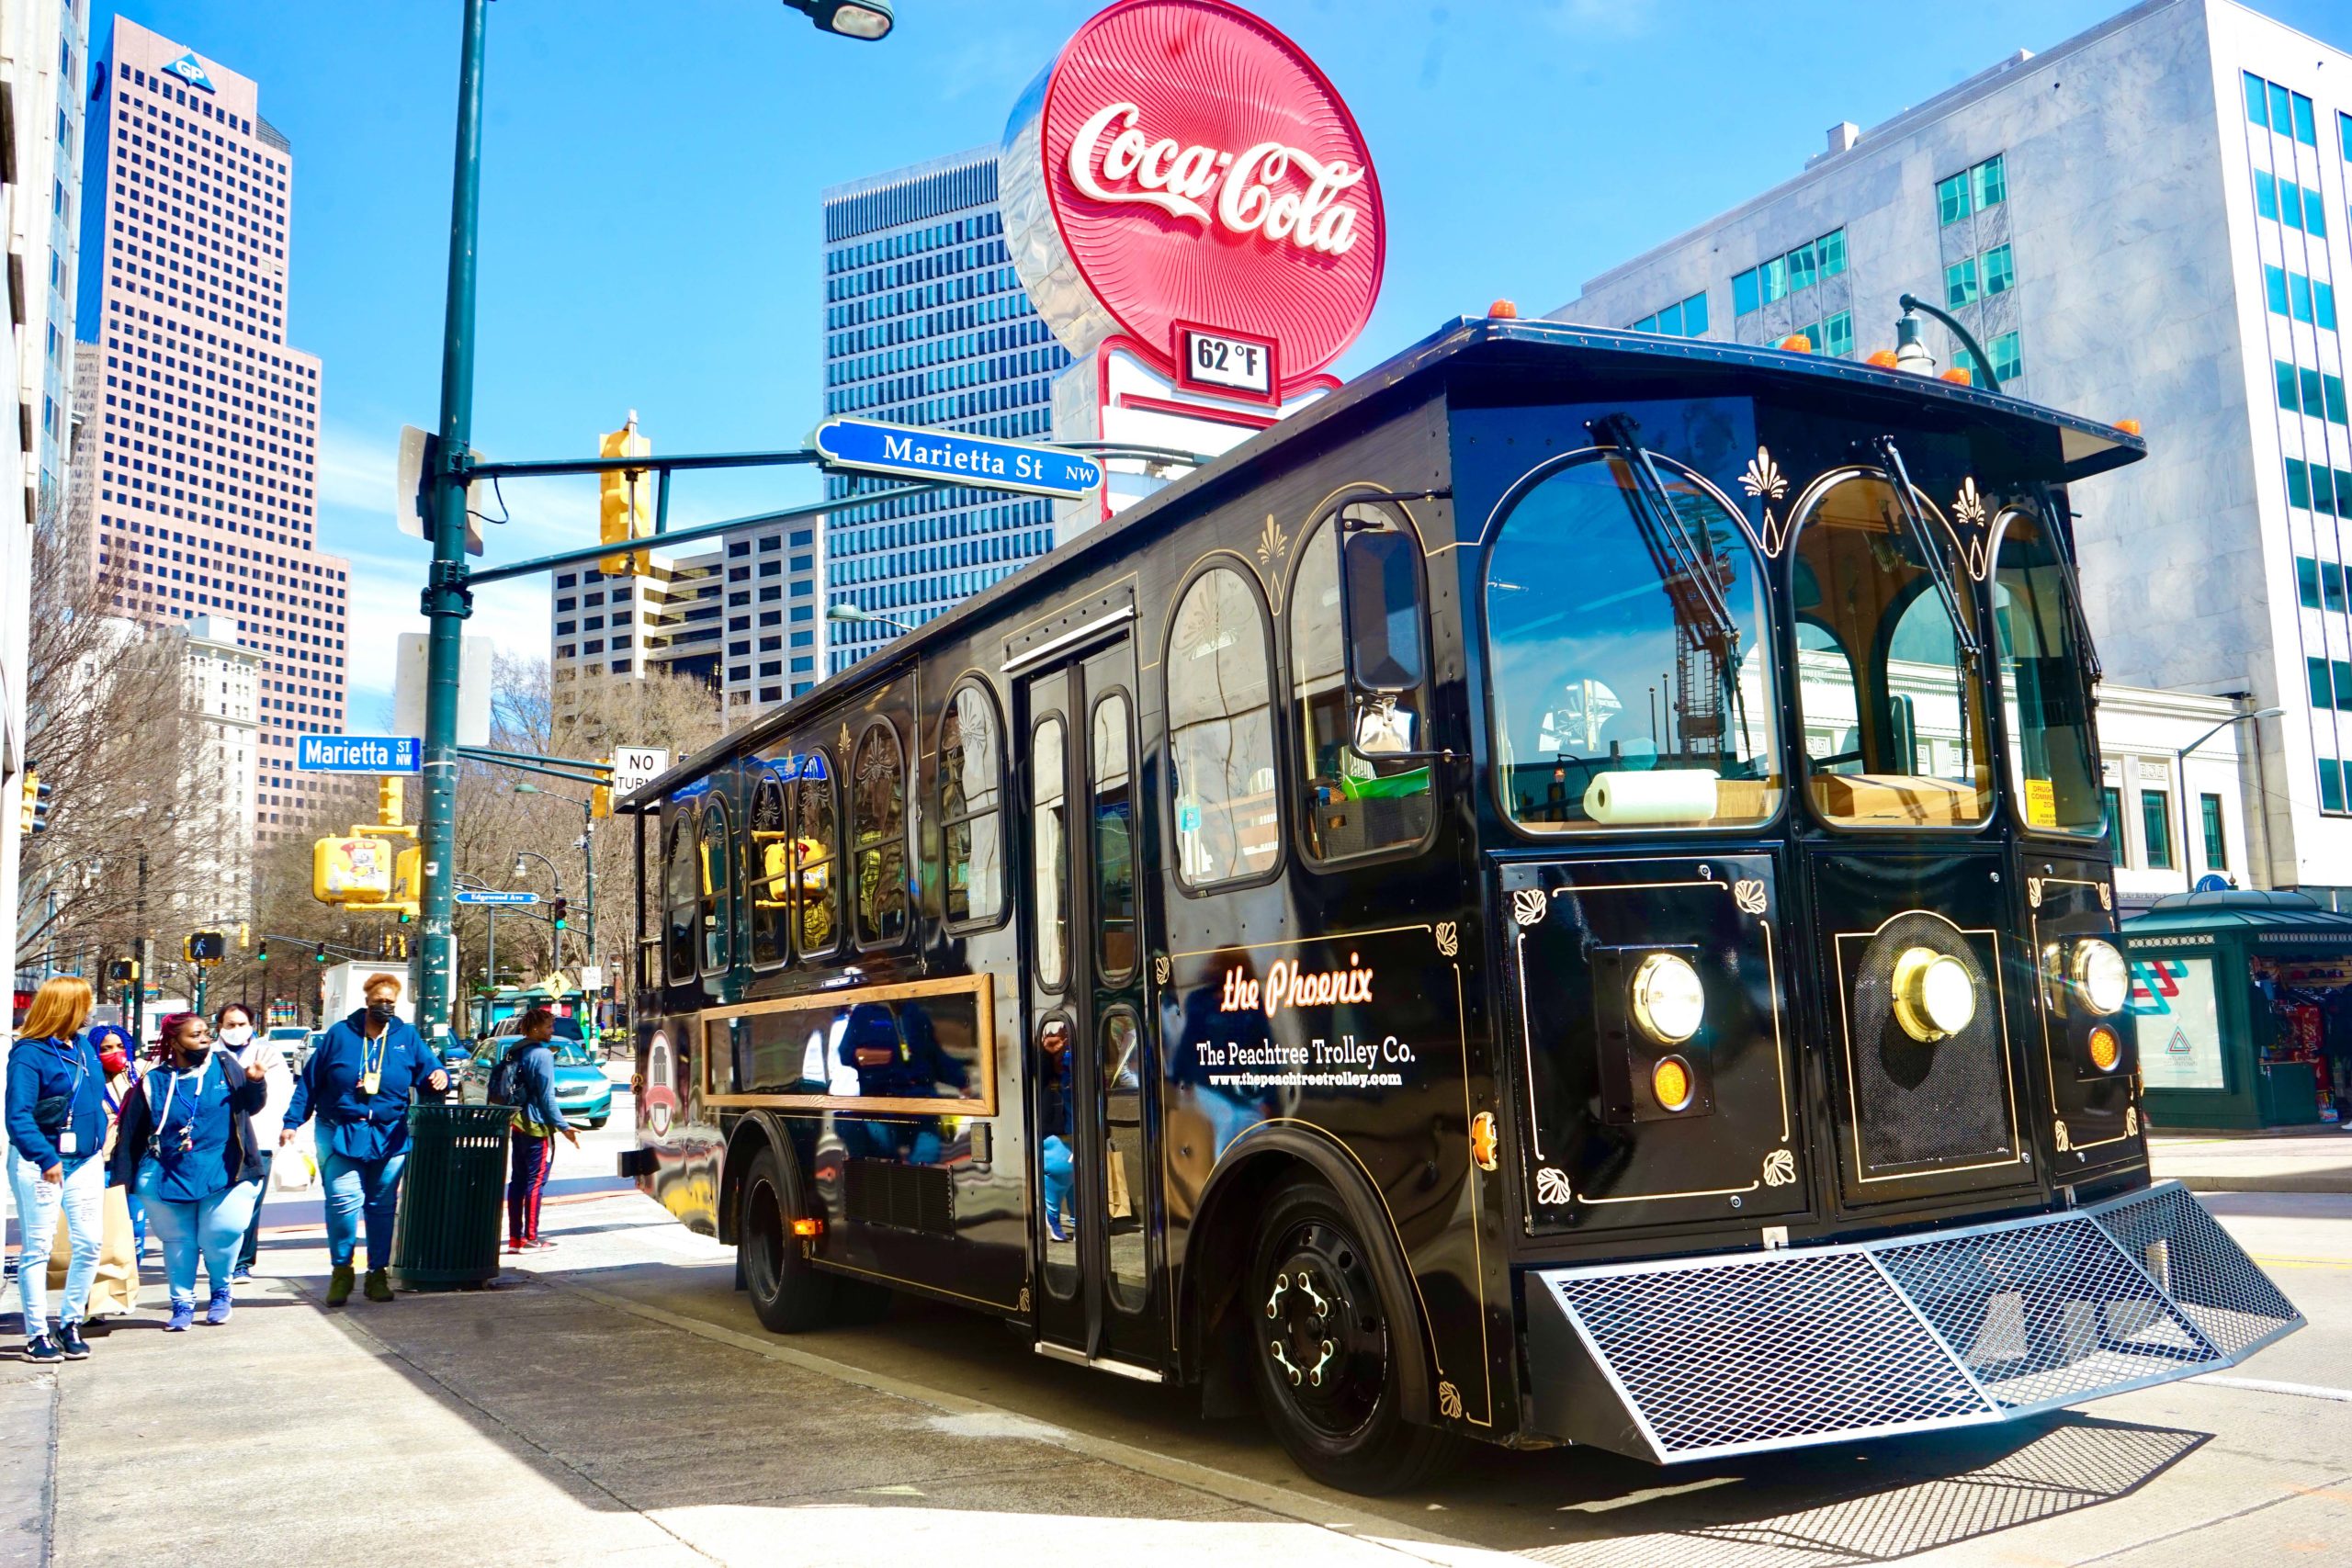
xmin=319 ymin=1143 xmax=407 ymax=1270
xmin=8 ymin=1152 xmax=104 ymax=1333
xmin=135 ymin=1162 xmax=259 ymax=1309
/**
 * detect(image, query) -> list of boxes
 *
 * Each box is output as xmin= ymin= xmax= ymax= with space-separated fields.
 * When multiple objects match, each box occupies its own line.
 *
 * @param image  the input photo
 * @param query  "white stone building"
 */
xmin=550 ymin=545 xmax=724 ymax=715
xmin=1549 ymin=0 xmax=2352 ymax=898
xmin=172 ymin=613 xmax=256 ymax=929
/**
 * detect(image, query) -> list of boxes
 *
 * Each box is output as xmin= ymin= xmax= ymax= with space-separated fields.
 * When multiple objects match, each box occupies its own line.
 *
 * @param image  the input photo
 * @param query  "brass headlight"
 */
xmin=1629 ymin=953 xmax=1705 ymax=1045
xmin=1892 ymin=946 xmax=1975 ymax=1043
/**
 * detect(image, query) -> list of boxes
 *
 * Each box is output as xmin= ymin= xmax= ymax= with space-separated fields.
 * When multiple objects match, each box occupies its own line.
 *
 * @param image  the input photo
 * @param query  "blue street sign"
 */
xmin=454 ymin=889 xmax=539 ymax=906
xmin=811 ymin=418 xmax=1102 ymax=502
xmin=2194 ymin=873 xmax=2232 ymax=893
xmin=298 ymin=735 xmax=421 ymax=773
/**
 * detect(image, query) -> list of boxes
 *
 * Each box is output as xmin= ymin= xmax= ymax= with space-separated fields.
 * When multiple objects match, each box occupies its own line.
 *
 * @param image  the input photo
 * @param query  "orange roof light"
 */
xmin=2116 ymin=419 xmax=2143 ymax=435
xmin=1780 ymin=333 xmax=1813 ymax=353
xmin=1866 ymin=349 xmax=1900 ymax=368
xmin=1488 ymin=299 xmax=1519 ymax=319
xmin=1940 ymin=367 xmax=1973 ymax=386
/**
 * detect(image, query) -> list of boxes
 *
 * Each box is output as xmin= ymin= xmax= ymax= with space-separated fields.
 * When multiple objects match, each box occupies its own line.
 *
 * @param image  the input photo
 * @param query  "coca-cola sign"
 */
xmin=1002 ymin=0 xmax=1384 ymax=392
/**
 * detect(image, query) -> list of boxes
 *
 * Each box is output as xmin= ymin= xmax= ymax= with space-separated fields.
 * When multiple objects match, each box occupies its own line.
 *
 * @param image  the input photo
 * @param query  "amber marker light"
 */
xmin=1866 ymin=349 xmax=1900 ymax=367
xmin=792 ymin=1218 xmax=823 ymax=1237
xmin=1940 ymin=367 xmax=1973 ymax=385
xmin=1781 ymin=333 xmax=1813 ymax=353
xmin=2087 ymin=1025 xmax=2122 ymax=1073
xmin=2117 ymin=419 xmax=2143 ymax=435
xmin=1651 ymin=1055 xmax=1696 ymax=1112
xmin=1489 ymin=299 xmax=1519 ymax=319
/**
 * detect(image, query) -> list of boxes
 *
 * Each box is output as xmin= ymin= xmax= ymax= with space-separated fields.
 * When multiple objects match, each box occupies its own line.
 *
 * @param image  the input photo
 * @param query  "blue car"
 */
xmin=463 ymin=1019 xmax=614 ymax=1129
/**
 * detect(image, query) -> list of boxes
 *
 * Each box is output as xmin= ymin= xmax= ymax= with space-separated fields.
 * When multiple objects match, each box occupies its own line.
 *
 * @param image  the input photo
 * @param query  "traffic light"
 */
xmin=18 ymin=768 xmax=51 ymax=836
xmin=313 ymin=943 xmax=328 ymax=965
xmin=551 ymin=897 xmax=570 ymax=931
xmin=597 ymin=416 xmax=652 ymax=576
xmin=237 ymin=921 xmax=250 ymax=950
xmin=591 ymin=784 xmax=612 ymax=819
xmin=255 ymin=941 xmax=269 ymax=964
xmin=379 ymin=776 xmax=404 ymax=827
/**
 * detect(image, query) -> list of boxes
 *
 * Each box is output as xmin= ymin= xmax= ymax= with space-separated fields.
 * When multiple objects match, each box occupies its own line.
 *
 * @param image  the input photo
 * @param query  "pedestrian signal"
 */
xmin=186 ymin=931 xmax=227 ymax=964
xmin=313 ymin=835 xmax=395 ymax=901
xmin=107 ymin=958 xmax=138 ymax=982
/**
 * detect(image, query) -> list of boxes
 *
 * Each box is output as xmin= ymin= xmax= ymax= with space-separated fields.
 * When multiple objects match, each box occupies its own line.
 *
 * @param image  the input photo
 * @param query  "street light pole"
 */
xmin=2175 ymin=705 xmax=2284 ymax=888
xmin=418 ymin=0 xmax=489 ymax=1048
xmin=513 ymin=781 xmax=595 ymax=989
xmin=513 ymin=849 xmax=561 ymax=969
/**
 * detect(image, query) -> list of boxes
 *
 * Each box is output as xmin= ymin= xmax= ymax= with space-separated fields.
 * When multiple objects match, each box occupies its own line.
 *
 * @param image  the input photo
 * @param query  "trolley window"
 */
xmin=1485 ymin=451 xmax=1781 ymax=831
xmin=1992 ymin=506 xmax=2102 ymax=835
xmin=1293 ymin=502 xmax=1434 ymax=862
xmin=1092 ymin=689 xmax=1137 ymax=980
xmin=852 ymin=721 xmax=909 ymax=947
xmin=793 ymin=750 xmax=840 ymax=959
xmin=1032 ymin=716 xmax=1069 ymax=991
xmin=749 ymin=769 xmax=791 ymax=969
xmin=1791 ymin=471 xmax=1991 ymax=828
xmin=1168 ymin=566 xmax=1279 ymax=886
xmin=698 ymin=793 xmax=734 ymax=975
xmin=662 ymin=804 xmax=698 ymax=984
xmin=939 ymin=682 xmax=1006 ymax=928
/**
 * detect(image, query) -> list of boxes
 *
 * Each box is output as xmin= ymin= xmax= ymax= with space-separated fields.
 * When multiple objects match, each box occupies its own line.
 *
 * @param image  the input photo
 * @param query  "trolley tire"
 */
xmin=1245 ymin=1177 xmax=1459 ymax=1495
xmin=740 ymin=1145 xmax=834 ymax=1334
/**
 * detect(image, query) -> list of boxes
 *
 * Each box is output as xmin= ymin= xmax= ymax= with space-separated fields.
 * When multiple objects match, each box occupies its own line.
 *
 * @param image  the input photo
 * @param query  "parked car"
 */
xmin=460 ymin=1015 xmax=610 ymax=1129
xmin=266 ymin=1026 xmax=311 ymax=1072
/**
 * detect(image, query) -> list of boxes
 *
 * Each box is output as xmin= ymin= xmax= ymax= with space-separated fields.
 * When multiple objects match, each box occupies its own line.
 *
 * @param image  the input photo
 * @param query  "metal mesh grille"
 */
xmin=1848 ymin=915 xmax=2015 ymax=1175
xmin=1549 ymin=1251 xmax=1993 ymax=1458
xmin=2089 ymin=1181 xmax=2303 ymax=1359
xmin=1870 ymin=1213 xmax=2214 ymax=1411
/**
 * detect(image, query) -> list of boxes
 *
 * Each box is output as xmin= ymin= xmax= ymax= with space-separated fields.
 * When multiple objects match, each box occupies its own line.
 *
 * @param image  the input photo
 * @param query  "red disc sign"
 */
xmin=1004 ymin=0 xmax=1385 ymax=390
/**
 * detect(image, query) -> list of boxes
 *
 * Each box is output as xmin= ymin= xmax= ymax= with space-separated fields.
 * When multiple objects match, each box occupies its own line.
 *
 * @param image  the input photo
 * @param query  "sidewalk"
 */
xmin=2150 ymin=1129 xmax=2352 ymax=1194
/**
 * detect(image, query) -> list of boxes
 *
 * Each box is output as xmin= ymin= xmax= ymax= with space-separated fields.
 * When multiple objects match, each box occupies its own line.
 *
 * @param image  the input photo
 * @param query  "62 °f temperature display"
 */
xmin=1183 ymin=328 xmax=1274 ymax=396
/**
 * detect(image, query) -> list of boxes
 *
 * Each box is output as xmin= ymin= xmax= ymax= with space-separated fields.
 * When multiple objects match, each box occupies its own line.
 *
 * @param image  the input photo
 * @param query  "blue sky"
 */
xmin=96 ymin=0 xmax=2347 ymax=724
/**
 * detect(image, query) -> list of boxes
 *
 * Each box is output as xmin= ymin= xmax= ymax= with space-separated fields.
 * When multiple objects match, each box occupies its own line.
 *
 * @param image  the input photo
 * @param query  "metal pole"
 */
xmin=419 ymin=0 xmax=490 ymax=1048
xmin=485 ymin=906 xmax=496 ymax=1032
xmin=130 ymin=852 xmax=147 ymax=1044
xmin=582 ymin=797 xmax=597 ymax=995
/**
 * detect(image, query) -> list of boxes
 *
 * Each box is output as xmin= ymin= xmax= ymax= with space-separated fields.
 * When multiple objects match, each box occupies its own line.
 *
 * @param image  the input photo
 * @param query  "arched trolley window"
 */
xmin=793 ymin=750 xmax=840 ymax=960
xmin=662 ymin=802 xmax=698 ymax=985
xmin=1292 ymin=499 xmax=1436 ymax=863
xmin=938 ymin=682 xmax=1006 ymax=929
xmin=1166 ymin=563 xmax=1281 ymax=887
xmin=1483 ymin=450 xmax=1781 ymax=831
xmin=698 ymin=791 xmax=735 ymax=976
xmin=749 ymin=766 xmax=792 ymax=969
xmin=852 ymin=719 xmax=910 ymax=948
xmin=1787 ymin=468 xmax=1991 ymax=829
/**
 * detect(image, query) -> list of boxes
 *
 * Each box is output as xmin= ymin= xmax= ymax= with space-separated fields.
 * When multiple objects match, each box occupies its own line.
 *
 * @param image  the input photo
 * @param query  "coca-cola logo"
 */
xmin=1003 ymin=0 xmax=1384 ymax=390
xmin=1065 ymin=103 xmax=1367 ymax=256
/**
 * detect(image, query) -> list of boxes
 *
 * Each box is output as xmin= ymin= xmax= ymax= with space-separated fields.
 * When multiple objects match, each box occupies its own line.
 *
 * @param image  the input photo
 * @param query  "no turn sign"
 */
xmin=610 ymin=746 xmax=670 ymax=797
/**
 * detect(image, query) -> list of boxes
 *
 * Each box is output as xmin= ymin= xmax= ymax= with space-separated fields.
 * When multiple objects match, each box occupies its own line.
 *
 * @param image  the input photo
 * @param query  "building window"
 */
xmin=2325 ymin=759 xmax=2348 ymax=814
xmin=1989 ymin=332 xmax=2022 ymax=385
xmin=1630 ymin=289 xmax=1709 ymax=338
xmin=2200 ymin=793 xmax=2227 ymax=873
xmin=2141 ymin=788 xmax=2174 ymax=869
xmin=1732 ymin=229 xmax=1844 ymax=317
xmin=2102 ymin=785 xmax=2127 ymax=862
xmin=1944 ymin=256 xmax=1979 ymax=310
xmin=1167 ymin=567 xmax=1279 ymax=887
xmin=1981 ymin=243 xmax=2015 ymax=296
xmin=1793 ymin=311 xmax=1853 ymax=358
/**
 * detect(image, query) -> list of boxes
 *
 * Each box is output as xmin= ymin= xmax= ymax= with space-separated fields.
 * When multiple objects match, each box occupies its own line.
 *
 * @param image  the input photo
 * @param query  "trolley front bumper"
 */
xmin=1522 ymin=1181 xmax=2300 ymax=1464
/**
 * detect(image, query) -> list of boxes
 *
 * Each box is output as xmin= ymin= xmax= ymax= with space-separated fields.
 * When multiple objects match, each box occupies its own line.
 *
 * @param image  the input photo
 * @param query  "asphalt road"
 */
xmin=529 ymin=1186 xmax=2352 ymax=1565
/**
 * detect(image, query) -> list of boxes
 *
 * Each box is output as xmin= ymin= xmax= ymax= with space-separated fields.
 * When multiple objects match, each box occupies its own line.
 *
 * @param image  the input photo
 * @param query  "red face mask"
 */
xmin=100 ymin=1046 xmax=130 ymax=1076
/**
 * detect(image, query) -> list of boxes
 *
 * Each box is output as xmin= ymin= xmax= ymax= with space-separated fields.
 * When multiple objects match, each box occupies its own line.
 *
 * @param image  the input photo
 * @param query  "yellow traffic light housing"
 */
xmin=313 ymin=836 xmax=397 ymax=901
xmin=379 ymin=776 xmax=405 ymax=827
xmin=598 ymin=416 xmax=652 ymax=577
xmin=592 ymin=783 xmax=612 ymax=819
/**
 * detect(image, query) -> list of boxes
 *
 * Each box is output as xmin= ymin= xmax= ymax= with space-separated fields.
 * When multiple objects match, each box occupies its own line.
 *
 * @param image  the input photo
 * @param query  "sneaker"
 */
xmin=231 ymin=1266 xmax=254 ymax=1283
xmin=325 ymin=1263 xmax=355 ymax=1308
xmin=363 ymin=1269 xmax=393 ymax=1303
xmin=164 ymin=1302 xmax=194 ymax=1333
xmin=55 ymin=1322 xmax=89 ymax=1359
xmin=523 ymin=1236 xmax=557 ymax=1250
xmin=22 ymin=1334 xmax=62 ymax=1364
xmin=504 ymin=1239 xmax=526 ymax=1254
xmin=204 ymin=1290 xmax=232 ymax=1326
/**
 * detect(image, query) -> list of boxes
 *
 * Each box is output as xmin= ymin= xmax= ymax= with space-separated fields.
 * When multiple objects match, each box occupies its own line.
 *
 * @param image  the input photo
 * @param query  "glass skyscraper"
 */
xmin=820 ymin=147 xmax=1071 ymax=676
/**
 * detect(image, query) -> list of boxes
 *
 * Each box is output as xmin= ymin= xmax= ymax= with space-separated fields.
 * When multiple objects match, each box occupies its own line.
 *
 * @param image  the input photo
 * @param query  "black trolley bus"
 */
xmin=617 ymin=317 xmax=2300 ymax=1493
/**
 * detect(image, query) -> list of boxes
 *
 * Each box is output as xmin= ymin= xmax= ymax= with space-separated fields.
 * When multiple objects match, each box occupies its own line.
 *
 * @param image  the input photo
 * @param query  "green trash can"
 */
xmin=391 ymin=1102 xmax=511 ymax=1291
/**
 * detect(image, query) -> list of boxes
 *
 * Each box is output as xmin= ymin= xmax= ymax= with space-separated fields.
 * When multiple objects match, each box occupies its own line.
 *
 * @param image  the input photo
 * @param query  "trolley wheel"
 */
xmin=1245 ymin=1178 xmax=1458 ymax=1495
xmin=740 ymin=1145 xmax=834 ymax=1334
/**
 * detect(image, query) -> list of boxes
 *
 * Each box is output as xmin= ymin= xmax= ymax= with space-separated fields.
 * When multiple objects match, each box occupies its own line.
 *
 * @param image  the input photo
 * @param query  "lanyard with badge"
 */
xmin=149 ymin=1061 xmax=210 ymax=1158
xmin=50 ymin=1038 xmax=88 ymax=1156
xmin=358 ymin=1028 xmax=389 ymax=1099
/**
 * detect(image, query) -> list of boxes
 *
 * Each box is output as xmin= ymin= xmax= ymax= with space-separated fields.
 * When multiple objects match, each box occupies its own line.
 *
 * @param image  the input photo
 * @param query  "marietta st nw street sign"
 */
xmin=811 ymin=418 xmax=1102 ymax=502
xmin=298 ymin=735 xmax=421 ymax=773
xmin=454 ymin=889 xmax=538 ymax=906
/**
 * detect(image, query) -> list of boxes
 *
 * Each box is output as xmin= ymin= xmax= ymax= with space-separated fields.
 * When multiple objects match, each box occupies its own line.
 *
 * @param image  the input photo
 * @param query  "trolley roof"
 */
xmin=620 ymin=315 xmax=2147 ymax=809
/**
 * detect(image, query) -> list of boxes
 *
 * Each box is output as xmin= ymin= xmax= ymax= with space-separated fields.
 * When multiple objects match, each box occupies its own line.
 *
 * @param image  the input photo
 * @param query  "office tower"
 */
xmin=550 ymin=546 xmax=726 ymax=713
xmin=820 ymin=148 xmax=1069 ymax=679
xmin=1549 ymin=0 xmax=2352 ymax=897
xmin=74 ymin=17 xmax=348 ymax=847
xmin=5 ymin=0 xmax=94 ymax=987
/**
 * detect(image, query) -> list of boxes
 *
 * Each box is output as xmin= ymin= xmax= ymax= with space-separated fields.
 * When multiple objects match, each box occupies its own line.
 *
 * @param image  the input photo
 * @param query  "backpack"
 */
xmin=486 ymin=1043 xmax=531 ymax=1110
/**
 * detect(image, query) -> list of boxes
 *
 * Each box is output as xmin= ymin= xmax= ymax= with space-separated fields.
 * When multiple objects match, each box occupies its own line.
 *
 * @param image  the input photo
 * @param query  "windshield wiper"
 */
xmin=1590 ymin=415 xmax=1740 ymax=652
xmin=2030 ymin=480 xmax=2106 ymax=683
xmin=1872 ymin=435 xmax=1983 ymax=665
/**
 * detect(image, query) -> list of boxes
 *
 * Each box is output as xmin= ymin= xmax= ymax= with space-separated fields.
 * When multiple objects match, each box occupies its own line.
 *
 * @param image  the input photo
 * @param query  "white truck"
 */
xmin=319 ymin=961 xmax=414 ymax=1029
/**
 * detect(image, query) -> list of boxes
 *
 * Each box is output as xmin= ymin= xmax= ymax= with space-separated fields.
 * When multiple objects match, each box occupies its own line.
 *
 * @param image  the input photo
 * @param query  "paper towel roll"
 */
xmin=1584 ymin=769 xmax=1721 ymax=825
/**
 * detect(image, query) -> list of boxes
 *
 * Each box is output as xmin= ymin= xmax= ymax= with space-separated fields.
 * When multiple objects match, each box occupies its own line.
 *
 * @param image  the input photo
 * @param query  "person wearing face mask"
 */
xmin=210 ymin=1004 xmax=290 ymax=1283
xmin=41 ymin=1022 xmax=144 ymax=1324
xmin=5 ymin=977 xmax=109 ymax=1361
xmin=107 ymin=1013 xmax=270 ymax=1331
xmin=279 ymin=974 xmax=449 ymax=1306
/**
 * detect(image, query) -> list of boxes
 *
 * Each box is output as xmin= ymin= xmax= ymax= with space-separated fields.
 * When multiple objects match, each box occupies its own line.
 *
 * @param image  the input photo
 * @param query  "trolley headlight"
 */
xmin=2072 ymin=939 xmax=2131 ymax=1017
xmin=1892 ymin=946 xmax=1975 ymax=1043
xmin=1629 ymin=953 xmax=1705 ymax=1045
xmin=1650 ymin=1055 xmax=1696 ymax=1112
